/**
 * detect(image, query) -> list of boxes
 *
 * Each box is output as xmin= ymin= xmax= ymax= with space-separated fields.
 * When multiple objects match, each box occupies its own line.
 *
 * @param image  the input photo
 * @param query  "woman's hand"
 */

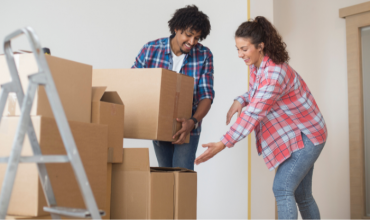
xmin=226 ymin=100 xmax=243 ymax=125
xmin=194 ymin=141 xmax=226 ymax=165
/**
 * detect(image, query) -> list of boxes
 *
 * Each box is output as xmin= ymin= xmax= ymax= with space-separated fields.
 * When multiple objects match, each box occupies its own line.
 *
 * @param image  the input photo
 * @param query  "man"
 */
xmin=132 ymin=5 xmax=214 ymax=170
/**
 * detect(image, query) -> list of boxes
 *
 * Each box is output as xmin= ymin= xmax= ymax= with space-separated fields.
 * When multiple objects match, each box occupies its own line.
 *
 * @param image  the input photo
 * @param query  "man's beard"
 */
xmin=180 ymin=47 xmax=190 ymax=54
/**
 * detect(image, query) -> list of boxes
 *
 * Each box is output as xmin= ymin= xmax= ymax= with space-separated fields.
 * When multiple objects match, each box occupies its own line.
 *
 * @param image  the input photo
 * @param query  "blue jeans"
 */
xmin=273 ymin=133 xmax=325 ymax=219
xmin=153 ymin=134 xmax=200 ymax=170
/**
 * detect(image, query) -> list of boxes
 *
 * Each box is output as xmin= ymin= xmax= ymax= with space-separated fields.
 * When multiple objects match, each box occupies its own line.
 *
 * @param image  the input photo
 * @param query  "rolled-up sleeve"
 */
xmin=235 ymin=92 xmax=250 ymax=107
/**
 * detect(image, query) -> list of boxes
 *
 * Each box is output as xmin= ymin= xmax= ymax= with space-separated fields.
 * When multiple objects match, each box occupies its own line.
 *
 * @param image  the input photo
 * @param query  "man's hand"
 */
xmin=172 ymin=118 xmax=195 ymax=144
xmin=194 ymin=141 xmax=226 ymax=165
xmin=226 ymin=100 xmax=243 ymax=125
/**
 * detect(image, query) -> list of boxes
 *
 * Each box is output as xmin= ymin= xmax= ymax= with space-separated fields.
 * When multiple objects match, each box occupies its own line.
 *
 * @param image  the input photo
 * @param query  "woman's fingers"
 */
xmin=195 ymin=143 xmax=212 ymax=164
xmin=226 ymin=108 xmax=237 ymax=125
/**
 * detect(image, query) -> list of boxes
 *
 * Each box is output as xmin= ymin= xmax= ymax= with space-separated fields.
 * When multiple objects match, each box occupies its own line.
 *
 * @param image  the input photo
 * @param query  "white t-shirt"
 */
xmin=171 ymin=50 xmax=185 ymax=73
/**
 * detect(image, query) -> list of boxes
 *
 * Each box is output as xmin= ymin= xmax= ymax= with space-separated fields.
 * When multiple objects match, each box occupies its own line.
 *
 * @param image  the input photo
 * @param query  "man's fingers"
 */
xmin=176 ymin=118 xmax=185 ymax=122
xmin=173 ymin=132 xmax=186 ymax=145
xmin=172 ymin=128 xmax=186 ymax=139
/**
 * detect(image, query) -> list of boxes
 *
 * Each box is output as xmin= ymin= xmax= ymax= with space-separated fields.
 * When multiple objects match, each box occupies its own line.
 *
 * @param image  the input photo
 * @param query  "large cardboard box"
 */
xmin=92 ymin=68 xmax=194 ymax=143
xmin=0 ymin=116 xmax=108 ymax=216
xmin=0 ymin=53 xmax=92 ymax=123
xmin=104 ymin=163 xmax=113 ymax=220
xmin=111 ymin=148 xmax=197 ymax=219
xmin=91 ymin=86 xmax=124 ymax=163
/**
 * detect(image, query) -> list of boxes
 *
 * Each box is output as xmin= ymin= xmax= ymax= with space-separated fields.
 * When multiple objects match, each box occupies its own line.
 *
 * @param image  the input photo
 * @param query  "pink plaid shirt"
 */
xmin=221 ymin=55 xmax=327 ymax=170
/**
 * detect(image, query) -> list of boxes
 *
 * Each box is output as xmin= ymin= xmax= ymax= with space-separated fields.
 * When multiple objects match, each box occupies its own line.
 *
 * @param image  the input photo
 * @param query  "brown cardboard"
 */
xmin=0 ymin=116 xmax=108 ymax=216
xmin=103 ymin=163 xmax=113 ymax=220
xmin=0 ymin=53 xmax=92 ymax=123
xmin=6 ymin=215 xmax=52 ymax=219
xmin=111 ymin=148 xmax=197 ymax=219
xmin=92 ymin=68 xmax=194 ymax=143
xmin=174 ymin=172 xmax=197 ymax=219
xmin=91 ymin=86 xmax=125 ymax=163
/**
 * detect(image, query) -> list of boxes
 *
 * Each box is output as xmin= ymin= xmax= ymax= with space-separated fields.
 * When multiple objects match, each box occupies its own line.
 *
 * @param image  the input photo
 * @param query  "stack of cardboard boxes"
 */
xmin=0 ymin=53 xmax=197 ymax=219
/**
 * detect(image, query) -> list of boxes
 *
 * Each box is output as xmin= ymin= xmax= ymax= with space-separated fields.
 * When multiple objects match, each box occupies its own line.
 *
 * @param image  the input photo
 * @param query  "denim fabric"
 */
xmin=273 ymin=133 xmax=325 ymax=219
xmin=153 ymin=135 xmax=200 ymax=170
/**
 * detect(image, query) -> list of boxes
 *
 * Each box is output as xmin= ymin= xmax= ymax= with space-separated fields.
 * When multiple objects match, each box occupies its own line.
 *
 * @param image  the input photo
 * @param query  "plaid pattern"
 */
xmin=221 ymin=55 xmax=327 ymax=170
xmin=132 ymin=35 xmax=215 ymax=135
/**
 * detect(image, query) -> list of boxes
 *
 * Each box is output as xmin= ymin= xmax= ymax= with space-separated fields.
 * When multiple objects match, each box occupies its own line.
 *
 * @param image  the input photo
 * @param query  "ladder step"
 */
xmin=0 ymin=155 xmax=69 ymax=163
xmin=43 ymin=206 xmax=105 ymax=218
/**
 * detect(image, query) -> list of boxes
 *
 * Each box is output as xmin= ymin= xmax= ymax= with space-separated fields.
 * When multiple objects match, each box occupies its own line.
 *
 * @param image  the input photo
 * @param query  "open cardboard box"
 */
xmin=111 ymin=148 xmax=197 ymax=219
xmin=91 ymin=86 xmax=124 ymax=163
xmin=0 ymin=116 xmax=108 ymax=217
xmin=92 ymin=68 xmax=194 ymax=143
xmin=0 ymin=52 xmax=92 ymax=123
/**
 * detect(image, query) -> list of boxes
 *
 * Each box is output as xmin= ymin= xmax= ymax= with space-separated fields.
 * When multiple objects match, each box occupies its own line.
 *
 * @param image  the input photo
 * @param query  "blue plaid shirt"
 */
xmin=132 ymin=35 xmax=215 ymax=135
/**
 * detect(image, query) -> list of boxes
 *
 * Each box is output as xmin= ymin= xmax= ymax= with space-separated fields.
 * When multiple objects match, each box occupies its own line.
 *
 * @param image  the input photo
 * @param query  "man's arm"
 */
xmin=172 ymin=50 xmax=215 ymax=144
xmin=172 ymin=98 xmax=212 ymax=144
xmin=131 ymin=44 xmax=148 ymax=68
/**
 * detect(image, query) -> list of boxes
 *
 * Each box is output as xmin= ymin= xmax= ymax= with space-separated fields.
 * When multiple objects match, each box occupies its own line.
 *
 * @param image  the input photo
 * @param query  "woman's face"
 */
xmin=235 ymin=37 xmax=264 ymax=67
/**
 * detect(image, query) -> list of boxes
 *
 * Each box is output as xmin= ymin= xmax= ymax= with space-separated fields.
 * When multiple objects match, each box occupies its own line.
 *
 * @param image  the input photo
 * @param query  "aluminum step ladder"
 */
xmin=0 ymin=27 xmax=104 ymax=219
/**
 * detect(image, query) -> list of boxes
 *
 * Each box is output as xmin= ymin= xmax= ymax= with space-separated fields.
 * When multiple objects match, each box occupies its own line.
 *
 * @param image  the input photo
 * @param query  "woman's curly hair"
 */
xmin=168 ymin=5 xmax=211 ymax=41
xmin=235 ymin=16 xmax=289 ymax=64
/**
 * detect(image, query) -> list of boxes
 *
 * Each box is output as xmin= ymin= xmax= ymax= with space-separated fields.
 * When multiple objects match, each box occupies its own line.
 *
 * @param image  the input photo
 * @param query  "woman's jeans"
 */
xmin=153 ymin=134 xmax=200 ymax=170
xmin=273 ymin=133 xmax=325 ymax=219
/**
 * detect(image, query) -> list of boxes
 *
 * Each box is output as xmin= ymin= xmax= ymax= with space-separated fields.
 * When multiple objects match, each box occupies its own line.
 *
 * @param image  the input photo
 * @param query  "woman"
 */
xmin=194 ymin=16 xmax=327 ymax=219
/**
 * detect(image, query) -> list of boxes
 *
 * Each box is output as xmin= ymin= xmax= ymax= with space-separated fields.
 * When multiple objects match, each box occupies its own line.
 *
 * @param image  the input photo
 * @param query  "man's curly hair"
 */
xmin=168 ymin=5 xmax=211 ymax=41
xmin=235 ymin=16 xmax=289 ymax=64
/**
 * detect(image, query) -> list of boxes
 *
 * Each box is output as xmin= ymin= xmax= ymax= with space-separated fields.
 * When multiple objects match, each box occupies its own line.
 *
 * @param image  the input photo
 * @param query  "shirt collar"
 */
xmin=166 ymin=34 xmax=194 ymax=56
xmin=259 ymin=55 xmax=270 ymax=69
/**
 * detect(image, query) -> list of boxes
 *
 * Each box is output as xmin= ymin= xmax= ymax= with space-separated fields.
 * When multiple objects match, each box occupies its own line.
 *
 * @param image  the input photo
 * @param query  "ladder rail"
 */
xmin=0 ymin=27 xmax=101 ymax=219
xmin=1 ymin=28 xmax=61 ymax=218
xmin=0 ymin=78 xmax=38 ymax=217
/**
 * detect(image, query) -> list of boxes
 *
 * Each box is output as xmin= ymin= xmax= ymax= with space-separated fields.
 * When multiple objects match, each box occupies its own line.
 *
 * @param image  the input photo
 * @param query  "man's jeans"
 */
xmin=153 ymin=134 xmax=200 ymax=170
xmin=273 ymin=133 xmax=325 ymax=219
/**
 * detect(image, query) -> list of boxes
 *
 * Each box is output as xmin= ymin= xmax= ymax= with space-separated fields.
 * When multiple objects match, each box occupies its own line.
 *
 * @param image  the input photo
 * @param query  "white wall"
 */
xmin=249 ymin=0 xmax=276 ymax=219
xmin=0 ymin=0 xmax=363 ymax=219
xmin=273 ymin=0 xmax=370 ymax=218
xmin=0 ymin=0 xmax=253 ymax=219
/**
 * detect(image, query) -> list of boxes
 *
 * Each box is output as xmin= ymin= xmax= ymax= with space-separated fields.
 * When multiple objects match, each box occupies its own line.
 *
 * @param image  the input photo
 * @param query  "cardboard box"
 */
xmin=0 ymin=116 xmax=108 ymax=216
xmin=103 ymin=163 xmax=113 ymax=220
xmin=0 ymin=53 xmax=92 ymax=123
xmin=111 ymin=148 xmax=197 ymax=219
xmin=92 ymin=68 xmax=194 ymax=143
xmin=91 ymin=86 xmax=124 ymax=163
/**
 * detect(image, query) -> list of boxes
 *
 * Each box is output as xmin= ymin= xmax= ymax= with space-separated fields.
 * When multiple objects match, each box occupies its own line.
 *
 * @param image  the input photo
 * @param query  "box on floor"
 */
xmin=111 ymin=148 xmax=197 ymax=219
xmin=0 ymin=116 xmax=108 ymax=217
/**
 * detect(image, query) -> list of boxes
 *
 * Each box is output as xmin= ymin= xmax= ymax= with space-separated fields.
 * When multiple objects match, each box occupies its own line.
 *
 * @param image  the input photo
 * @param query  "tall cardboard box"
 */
xmin=92 ymin=68 xmax=194 ymax=143
xmin=0 ymin=116 xmax=108 ymax=216
xmin=91 ymin=86 xmax=125 ymax=163
xmin=111 ymin=148 xmax=197 ymax=219
xmin=0 ymin=53 xmax=92 ymax=123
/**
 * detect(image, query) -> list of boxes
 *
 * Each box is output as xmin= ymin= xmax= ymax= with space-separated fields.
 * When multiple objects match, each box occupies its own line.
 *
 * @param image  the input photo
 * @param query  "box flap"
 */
xmin=92 ymin=87 xmax=107 ymax=102
xmin=150 ymin=167 xmax=196 ymax=173
xmin=118 ymin=148 xmax=150 ymax=171
xmin=101 ymin=92 xmax=123 ymax=105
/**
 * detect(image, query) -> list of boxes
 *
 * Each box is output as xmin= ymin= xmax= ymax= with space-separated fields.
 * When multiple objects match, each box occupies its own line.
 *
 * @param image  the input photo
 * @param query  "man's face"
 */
xmin=174 ymin=28 xmax=202 ymax=54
